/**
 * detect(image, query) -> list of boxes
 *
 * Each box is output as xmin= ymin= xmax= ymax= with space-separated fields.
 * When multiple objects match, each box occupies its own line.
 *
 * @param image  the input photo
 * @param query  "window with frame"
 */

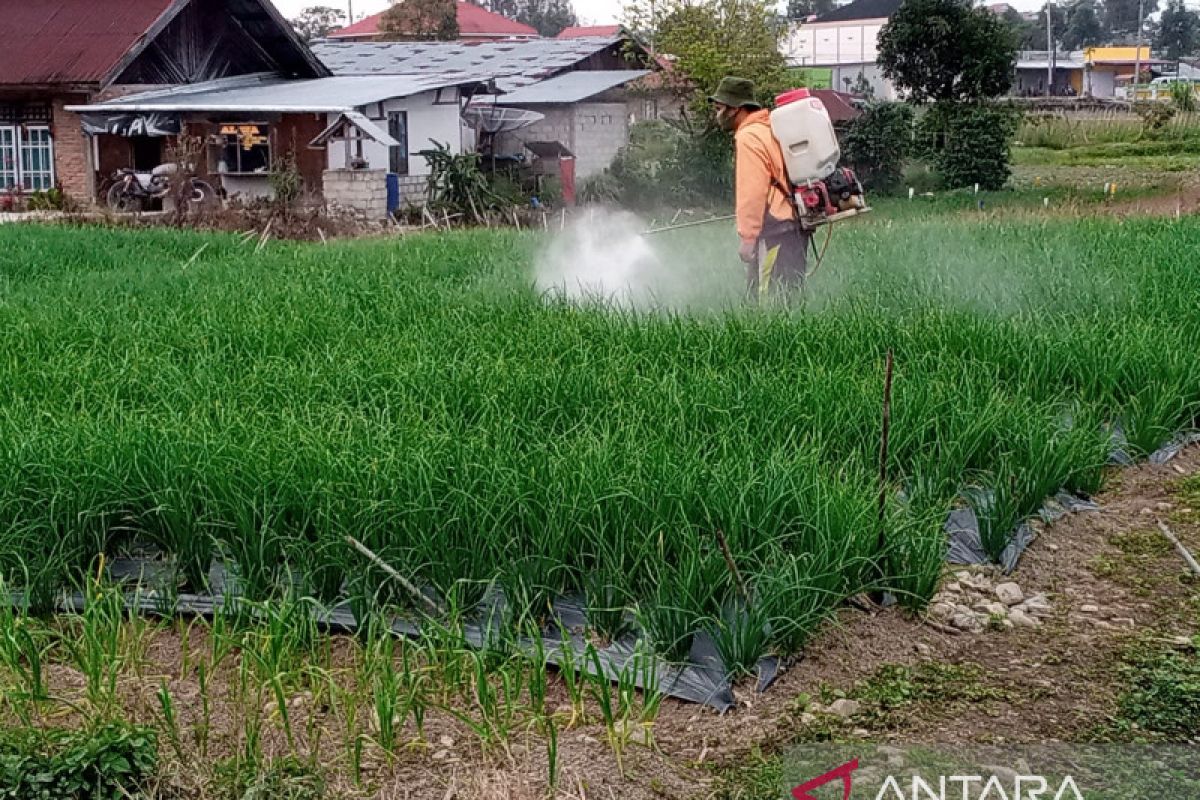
xmin=214 ymin=123 xmax=271 ymax=175
xmin=19 ymin=126 xmax=54 ymax=191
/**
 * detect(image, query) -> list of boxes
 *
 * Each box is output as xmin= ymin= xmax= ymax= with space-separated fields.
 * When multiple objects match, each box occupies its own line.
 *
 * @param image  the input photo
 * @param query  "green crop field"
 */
xmin=2 ymin=207 xmax=1199 ymax=672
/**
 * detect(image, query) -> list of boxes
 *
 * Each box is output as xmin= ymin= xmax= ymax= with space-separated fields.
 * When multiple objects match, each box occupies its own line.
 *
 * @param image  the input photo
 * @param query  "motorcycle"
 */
xmin=105 ymin=163 xmax=217 ymax=212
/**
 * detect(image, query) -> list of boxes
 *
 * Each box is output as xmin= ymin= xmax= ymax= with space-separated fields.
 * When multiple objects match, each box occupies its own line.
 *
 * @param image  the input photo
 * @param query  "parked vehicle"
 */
xmin=105 ymin=163 xmax=217 ymax=212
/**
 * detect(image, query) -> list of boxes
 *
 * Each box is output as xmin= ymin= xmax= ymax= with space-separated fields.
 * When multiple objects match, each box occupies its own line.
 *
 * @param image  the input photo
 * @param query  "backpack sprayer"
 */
xmin=644 ymin=89 xmax=870 ymax=253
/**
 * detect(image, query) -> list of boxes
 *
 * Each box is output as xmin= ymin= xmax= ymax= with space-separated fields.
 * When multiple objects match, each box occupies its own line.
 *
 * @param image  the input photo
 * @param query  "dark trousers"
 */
xmin=748 ymin=225 xmax=810 ymax=301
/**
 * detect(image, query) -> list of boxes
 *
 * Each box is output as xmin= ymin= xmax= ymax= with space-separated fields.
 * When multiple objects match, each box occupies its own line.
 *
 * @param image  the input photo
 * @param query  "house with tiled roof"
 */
xmin=0 ymin=0 xmax=326 ymax=201
xmin=780 ymin=0 xmax=904 ymax=99
xmin=326 ymin=2 xmax=539 ymax=42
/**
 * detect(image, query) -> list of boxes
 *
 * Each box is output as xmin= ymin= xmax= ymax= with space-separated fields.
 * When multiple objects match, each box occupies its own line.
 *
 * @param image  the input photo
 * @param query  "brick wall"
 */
xmin=51 ymin=96 xmax=92 ymax=202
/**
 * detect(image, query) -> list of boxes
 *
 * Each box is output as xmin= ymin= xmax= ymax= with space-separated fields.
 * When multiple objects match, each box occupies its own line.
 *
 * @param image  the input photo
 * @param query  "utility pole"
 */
xmin=1134 ymin=0 xmax=1146 ymax=97
xmin=348 ymin=0 xmax=355 ymax=24
xmin=1047 ymin=2 xmax=1055 ymax=96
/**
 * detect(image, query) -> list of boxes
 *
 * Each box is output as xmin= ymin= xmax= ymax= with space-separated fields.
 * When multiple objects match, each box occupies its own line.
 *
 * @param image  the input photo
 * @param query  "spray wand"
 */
xmin=641 ymin=214 xmax=736 ymax=236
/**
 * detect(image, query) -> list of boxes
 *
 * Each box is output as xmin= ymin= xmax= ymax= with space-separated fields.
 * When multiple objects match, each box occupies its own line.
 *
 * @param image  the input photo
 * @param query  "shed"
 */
xmin=487 ymin=70 xmax=650 ymax=180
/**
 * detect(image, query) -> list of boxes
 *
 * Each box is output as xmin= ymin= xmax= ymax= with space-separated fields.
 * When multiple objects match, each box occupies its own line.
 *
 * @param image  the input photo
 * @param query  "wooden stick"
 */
xmin=317 ymin=227 xmax=327 ymax=245
xmin=180 ymin=243 xmax=209 ymax=270
xmin=1156 ymin=519 xmax=1200 ymax=577
xmin=511 ymin=208 xmax=521 ymax=231
xmin=346 ymin=536 xmax=445 ymax=617
xmin=713 ymin=529 xmax=749 ymax=605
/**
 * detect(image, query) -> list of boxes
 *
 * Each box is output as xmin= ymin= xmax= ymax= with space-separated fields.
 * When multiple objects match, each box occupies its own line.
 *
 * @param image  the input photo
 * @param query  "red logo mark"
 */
xmin=791 ymin=758 xmax=859 ymax=800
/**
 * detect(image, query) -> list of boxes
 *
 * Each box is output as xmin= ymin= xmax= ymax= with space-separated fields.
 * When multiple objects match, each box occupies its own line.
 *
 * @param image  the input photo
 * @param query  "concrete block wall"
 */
xmin=324 ymin=168 xmax=388 ymax=220
xmin=572 ymin=103 xmax=629 ymax=180
xmin=396 ymin=175 xmax=426 ymax=207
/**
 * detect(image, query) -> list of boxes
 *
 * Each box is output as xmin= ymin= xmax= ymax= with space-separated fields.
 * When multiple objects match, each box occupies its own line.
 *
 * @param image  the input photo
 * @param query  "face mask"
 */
xmin=716 ymin=107 xmax=738 ymax=132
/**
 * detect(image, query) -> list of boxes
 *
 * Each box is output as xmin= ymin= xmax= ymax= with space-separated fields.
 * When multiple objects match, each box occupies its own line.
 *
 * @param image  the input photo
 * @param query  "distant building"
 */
xmin=780 ymin=0 xmax=903 ymax=100
xmin=1014 ymin=47 xmax=1167 ymax=97
xmin=327 ymin=1 xmax=539 ymax=43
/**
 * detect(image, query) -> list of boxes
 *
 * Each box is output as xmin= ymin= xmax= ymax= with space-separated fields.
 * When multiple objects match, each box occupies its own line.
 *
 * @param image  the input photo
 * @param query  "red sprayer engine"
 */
xmin=770 ymin=89 xmax=869 ymax=231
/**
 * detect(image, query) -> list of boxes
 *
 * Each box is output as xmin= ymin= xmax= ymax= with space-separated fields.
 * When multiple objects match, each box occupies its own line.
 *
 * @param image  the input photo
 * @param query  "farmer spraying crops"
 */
xmin=710 ymin=76 xmax=813 ymax=300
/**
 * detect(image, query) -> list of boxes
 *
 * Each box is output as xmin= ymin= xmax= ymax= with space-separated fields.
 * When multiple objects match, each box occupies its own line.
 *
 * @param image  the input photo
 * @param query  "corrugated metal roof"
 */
xmin=496 ymin=70 xmax=649 ymax=105
xmin=67 ymin=73 xmax=481 ymax=113
xmin=329 ymin=2 xmax=538 ymax=39
xmin=0 ymin=0 xmax=174 ymax=86
xmin=312 ymin=36 xmax=626 ymax=92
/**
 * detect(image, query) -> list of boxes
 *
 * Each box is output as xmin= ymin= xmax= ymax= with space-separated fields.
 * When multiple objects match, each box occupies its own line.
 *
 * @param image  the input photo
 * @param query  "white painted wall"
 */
xmin=326 ymin=89 xmax=463 ymax=177
xmin=783 ymin=19 xmax=887 ymax=67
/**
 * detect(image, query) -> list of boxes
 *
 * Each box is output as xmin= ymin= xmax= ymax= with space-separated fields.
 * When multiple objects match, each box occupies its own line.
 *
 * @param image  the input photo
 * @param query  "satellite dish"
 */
xmin=462 ymin=104 xmax=545 ymax=134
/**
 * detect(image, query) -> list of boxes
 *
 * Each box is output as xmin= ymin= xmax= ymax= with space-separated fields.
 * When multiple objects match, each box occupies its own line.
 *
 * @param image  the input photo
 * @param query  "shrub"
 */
xmin=917 ymin=102 xmax=1020 ymax=190
xmin=840 ymin=101 xmax=915 ymax=194
xmin=609 ymin=122 xmax=732 ymax=208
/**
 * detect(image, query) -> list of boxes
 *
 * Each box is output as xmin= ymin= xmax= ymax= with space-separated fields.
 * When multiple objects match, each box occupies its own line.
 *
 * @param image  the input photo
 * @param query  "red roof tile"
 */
xmin=0 ymin=0 xmax=174 ymax=86
xmin=330 ymin=2 xmax=538 ymax=39
xmin=556 ymin=25 xmax=622 ymax=39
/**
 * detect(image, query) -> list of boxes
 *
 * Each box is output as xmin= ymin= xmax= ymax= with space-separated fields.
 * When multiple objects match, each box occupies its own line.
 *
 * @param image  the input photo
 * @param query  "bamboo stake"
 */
xmin=1156 ymin=519 xmax=1200 ymax=577
xmin=346 ymin=535 xmax=445 ymax=617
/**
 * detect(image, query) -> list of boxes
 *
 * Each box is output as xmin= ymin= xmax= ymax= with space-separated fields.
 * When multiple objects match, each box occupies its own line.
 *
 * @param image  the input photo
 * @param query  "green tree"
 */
xmin=1104 ymin=0 xmax=1154 ymax=38
xmin=379 ymin=0 xmax=459 ymax=41
xmin=1021 ymin=3 xmax=1066 ymax=49
xmin=1061 ymin=0 xmax=1105 ymax=49
xmin=878 ymin=0 xmax=1017 ymax=103
xmin=787 ymin=0 xmax=836 ymax=20
xmin=515 ymin=0 xmax=578 ymax=36
xmin=289 ymin=5 xmax=346 ymax=41
xmin=1156 ymin=0 xmax=1200 ymax=60
xmin=624 ymin=0 xmax=789 ymax=113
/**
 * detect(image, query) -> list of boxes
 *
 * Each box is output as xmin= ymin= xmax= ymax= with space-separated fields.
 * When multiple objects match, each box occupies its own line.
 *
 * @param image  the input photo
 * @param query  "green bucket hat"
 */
xmin=708 ymin=76 xmax=762 ymax=110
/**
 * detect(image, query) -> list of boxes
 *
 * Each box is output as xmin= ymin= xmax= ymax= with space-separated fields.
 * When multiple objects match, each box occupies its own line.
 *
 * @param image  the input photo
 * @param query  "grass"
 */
xmin=1111 ymin=639 xmax=1200 ymax=740
xmin=2 ymin=205 xmax=1200 ymax=675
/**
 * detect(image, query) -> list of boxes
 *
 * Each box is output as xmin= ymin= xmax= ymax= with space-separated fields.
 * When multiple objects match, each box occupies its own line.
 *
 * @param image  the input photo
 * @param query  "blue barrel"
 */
xmin=385 ymin=173 xmax=400 ymax=215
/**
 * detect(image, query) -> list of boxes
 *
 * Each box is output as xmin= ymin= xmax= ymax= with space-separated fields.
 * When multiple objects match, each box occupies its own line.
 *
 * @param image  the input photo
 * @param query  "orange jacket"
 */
xmin=734 ymin=109 xmax=795 ymax=243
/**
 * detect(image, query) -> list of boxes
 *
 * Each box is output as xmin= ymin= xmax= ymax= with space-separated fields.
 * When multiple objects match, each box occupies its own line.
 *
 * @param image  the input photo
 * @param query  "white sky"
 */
xmin=268 ymin=0 xmax=1049 ymax=28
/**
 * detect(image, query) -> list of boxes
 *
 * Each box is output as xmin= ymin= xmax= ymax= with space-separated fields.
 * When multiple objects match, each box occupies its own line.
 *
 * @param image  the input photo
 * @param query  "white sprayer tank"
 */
xmin=769 ymin=89 xmax=841 ymax=185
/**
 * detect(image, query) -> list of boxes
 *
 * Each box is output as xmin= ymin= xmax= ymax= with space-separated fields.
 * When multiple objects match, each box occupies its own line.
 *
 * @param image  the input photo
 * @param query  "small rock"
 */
xmin=800 ymin=712 xmax=817 ymax=725
xmin=1025 ymin=592 xmax=1052 ymax=609
xmin=828 ymin=699 xmax=861 ymax=718
xmin=986 ymin=602 xmax=1008 ymax=616
xmin=888 ymin=754 xmax=905 ymax=766
xmin=915 ymin=643 xmax=932 ymax=656
xmin=432 ymin=749 xmax=449 ymax=761
xmin=1080 ymin=604 xmax=1099 ymax=614
xmin=577 ymin=734 xmax=600 ymax=745
xmin=1111 ymin=617 xmax=1136 ymax=629
xmin=1001 ymin=618 xmax=1015 ymax=629
xmin=955 ymin=570 xmax=973 ymax=582
xmin=1047 ymin=542 xmax=1060 ymax=552
xmin=951 ymin=613 xmax=983 ymax=633
xmin=973 ymin=600 xmax=994 ymax=613
xmin=878 ymin=745 xmax=905 ymax=757
xmin=1140 ymin=507 xmax=1156 ymax=516
xmin=931 ymin=602 xmax=956 ymax=619
xmin=852 ymin=728 xmax=871 ymax=738
xmin=1169 ymin=636 xmax=1195 ymax=649
xmin=1009 ymin=608 xmax=1040 ymax=627
xmin=943 ymin=581 xmax=962 ymax=593
xmin=1091 ymin=619 xmax=1114 ymax=630
xmin=995 ymin=582 xmax=1024 ymax=606
xmin=956 ymin=604 xmax=976 ymax=616
xmin=1156 ymin=502 xmax=1174 ymax=511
